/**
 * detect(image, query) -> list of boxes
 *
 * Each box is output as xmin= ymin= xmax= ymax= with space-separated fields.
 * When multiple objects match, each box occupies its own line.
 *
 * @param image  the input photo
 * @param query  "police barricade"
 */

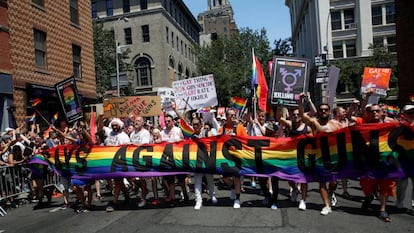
xmin=0 ymin=164 xmax=62 ymax=216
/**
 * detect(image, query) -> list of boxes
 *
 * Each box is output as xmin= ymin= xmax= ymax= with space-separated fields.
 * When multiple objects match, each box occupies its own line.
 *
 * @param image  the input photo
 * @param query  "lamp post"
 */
xmin=115 ymin=16 xmax=129 ymax=97
xmin=324 ymin=6 xmax=335 ymax=62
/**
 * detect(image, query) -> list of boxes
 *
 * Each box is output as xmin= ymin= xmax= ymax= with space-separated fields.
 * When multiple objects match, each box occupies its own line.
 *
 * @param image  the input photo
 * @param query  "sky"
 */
xmin=183 ymin=0 xmax=292 ymax=44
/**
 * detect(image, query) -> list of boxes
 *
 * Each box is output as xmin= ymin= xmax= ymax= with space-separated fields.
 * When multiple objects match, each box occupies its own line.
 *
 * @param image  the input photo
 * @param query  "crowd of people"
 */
xmin=1 ymin=91 xmax=413 ymax=223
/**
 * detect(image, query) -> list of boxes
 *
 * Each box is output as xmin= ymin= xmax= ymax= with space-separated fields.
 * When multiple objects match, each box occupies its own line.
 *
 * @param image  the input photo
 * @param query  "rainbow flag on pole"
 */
xmin=51 ymin=112 xmax=59 ymax=124
xmin=25 ymin=113 xmax=36 ymax=122
xmin=231 ymin=97 xmax=247 ymax=111
xmin=251 ymin=49 xmax=268 ymax=112
xmin=180 ymin=120 xmax=195 ymax=139
xmin=32 ymin=98 xmax=42 ymax=107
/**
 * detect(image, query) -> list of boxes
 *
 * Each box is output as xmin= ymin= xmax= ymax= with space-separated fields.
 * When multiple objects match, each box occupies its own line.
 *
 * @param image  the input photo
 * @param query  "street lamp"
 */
xmin=115 ymin=16 xmax=129 ymax=97
xmin=324 ymin=6 xmax=335 ymax=62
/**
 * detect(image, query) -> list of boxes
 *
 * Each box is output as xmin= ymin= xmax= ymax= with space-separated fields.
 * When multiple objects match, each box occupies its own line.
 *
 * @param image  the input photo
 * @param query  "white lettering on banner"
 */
xmin=273 ymin=92 xmax=294 ymax=99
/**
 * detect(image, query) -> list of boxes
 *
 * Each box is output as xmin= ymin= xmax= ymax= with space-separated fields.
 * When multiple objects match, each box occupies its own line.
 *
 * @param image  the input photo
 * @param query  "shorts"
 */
xmin=360 ymin=178 xmax=396 ymax=197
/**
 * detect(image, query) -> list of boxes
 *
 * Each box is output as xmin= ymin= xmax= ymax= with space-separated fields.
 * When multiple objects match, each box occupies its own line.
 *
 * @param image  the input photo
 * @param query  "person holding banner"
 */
xmin=276 ymin=104 xmax=313 ymax=211
xmin=99 ymin=116 xmax=131 ymax=212
xmin=218 ymin=108 xmax=247 ymax=209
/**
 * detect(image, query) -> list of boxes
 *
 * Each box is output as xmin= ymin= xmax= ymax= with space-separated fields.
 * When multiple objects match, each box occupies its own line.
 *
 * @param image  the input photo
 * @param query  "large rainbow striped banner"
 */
xmin=38 ymin=123 xmax=414 ymax=183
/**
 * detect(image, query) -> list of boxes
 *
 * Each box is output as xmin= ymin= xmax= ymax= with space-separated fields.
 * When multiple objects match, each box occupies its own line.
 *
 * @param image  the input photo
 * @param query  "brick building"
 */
xmin=1 ymin=0 xmax=96 ymax=130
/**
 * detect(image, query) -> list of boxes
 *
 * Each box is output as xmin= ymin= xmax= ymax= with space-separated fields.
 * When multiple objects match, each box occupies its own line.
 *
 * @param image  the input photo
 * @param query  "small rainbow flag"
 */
xmin=231 ymin=97 xmax=247 ymax=111
xmin=25 ymin=113 xmax=36 ymax=122
xmin=43 ymin=126 xmax=52 ymax=139
xmin=197 ymin=107 xmax=211 ymax=113
xmin=386 ymin=105 xmax=399 ymax=115
xmin=180 ymin=120 xmax=195 ymax=139
xmin=51 ymin=112 xmax=58 ymax=123
xmin=32 ymin=98 xmax=42 ymax=107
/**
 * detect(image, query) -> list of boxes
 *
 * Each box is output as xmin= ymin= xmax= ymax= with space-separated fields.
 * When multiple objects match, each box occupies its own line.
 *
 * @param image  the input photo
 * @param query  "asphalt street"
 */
xmin=1 ymin=177 xmax=413 ymax=233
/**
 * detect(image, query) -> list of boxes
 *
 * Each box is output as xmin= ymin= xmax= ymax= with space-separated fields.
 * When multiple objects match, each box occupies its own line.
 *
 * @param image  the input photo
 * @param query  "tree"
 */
xmin=93 ymin=22 xmax=132 ymax=100
xmin=272 ymin=37 xmax=293 ymax=56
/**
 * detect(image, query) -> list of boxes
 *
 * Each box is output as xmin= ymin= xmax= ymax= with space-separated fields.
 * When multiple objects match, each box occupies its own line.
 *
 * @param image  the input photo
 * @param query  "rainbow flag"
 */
xmin=386 ymin=105 xmax=399 ymax=115
xmin=43 ymin=126 xmax=52 ymax=139
xmin=251 ymin=50 xmax=268 ymax=112
xmin=180 ymin=120 xmax=195 ymax=139
xmin=231 ymin=96 xmax=247 ymax=111
xmin=25 ymin=113 xmax=36 ymax=122
xmin=32 ymin=98 xmax=42 ymax=107
xmin=51 ymin=112 xmax=59 ymax=123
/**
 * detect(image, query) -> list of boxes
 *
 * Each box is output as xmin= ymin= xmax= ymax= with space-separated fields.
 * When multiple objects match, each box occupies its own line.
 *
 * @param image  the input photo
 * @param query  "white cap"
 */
xmin=402 ymin=104 xmax=414 ymax=112
xmin=109 ymin=118 xmax=124 ymax=128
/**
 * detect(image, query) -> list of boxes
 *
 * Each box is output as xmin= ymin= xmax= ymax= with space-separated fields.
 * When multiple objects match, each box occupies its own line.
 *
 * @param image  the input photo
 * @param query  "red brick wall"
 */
xmin=0 ymin=1 xmax=12 ymax=73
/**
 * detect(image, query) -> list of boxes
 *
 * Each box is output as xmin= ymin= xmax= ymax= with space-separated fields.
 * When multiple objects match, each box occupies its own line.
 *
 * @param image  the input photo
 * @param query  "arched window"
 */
xmin=185 ymin=68 xmax=190 ymax=79
xmin=134 ymin=57 xmax=152 ymax=86
xmin=178 ymin=63 xmax=183 ymax=80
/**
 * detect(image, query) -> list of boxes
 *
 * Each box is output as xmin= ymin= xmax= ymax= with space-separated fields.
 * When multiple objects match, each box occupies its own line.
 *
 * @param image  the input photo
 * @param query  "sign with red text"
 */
xmin=103 ymin=96 xmax=161 ymax=118
xmin=361 ymin=67 xmax=392 ymax=96
xmin=172 ymin=74 xmax=218 ymax=112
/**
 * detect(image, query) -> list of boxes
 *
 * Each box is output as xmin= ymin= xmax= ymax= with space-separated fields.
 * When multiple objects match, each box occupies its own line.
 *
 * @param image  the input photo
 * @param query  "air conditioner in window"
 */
xmin=344 ymin=23 xmax=357 ymax=29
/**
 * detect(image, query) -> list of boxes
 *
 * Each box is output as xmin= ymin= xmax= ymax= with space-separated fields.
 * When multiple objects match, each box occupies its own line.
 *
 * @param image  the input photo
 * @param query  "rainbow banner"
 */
xmin=36 ymin=123 xmax=414 ymax=182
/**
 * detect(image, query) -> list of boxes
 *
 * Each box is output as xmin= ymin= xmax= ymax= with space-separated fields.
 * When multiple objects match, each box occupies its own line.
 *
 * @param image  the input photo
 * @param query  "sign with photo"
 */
xmin=361 ymin=67 xmax=392 ymax=96
xmin=103 ymin=96 xmax=161 ymax=118
xmin=157 ymin=87 xmax=175 ymax=112
xmin=172 ymin=74 xmax=218 ymax=112
xmin=270 ymin=56 xmax=310 ymax=106
xmin=55 ymin=77 xmax=83 ymax=123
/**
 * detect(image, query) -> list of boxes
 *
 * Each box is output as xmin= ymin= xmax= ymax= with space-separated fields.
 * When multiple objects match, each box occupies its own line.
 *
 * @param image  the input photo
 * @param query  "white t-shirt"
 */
xmin=104 ymin=130 xmax=130 ymax=146
xmin=160 ymin=126 xmax=183 ymax=142
xmin=130 ymin=128 xmax=151 ymax=145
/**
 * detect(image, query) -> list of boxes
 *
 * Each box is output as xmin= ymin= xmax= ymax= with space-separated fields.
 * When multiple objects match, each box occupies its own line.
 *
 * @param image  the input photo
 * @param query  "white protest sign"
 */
xmin=172 ymin=74 xmax=218 ymax=112
xmin=157 ymin=87 xmax=175 ymax=112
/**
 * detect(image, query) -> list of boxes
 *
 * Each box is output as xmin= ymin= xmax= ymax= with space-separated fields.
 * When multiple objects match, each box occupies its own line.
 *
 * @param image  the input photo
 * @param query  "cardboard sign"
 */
xmin=361 ymin=67 xmax=392 ymax=96
xmin=270 ymin=57 xmax=310 ymax=106
xmin=173 ymin=74 xmax=218 ymax=111
xmin=103 ymin=96 xmax=161 ymax=118
xmin=55 ymin=77 xmax=83 ymax=123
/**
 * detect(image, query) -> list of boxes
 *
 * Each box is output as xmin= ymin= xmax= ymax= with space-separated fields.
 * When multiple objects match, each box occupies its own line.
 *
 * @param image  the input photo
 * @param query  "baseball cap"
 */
xmin=402 ymin=104 xmax=414 ymax=113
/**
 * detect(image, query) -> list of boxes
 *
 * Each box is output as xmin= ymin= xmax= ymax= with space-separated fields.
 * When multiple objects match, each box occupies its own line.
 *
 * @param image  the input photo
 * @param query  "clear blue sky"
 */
xmin=183 ymin=0 xmax=292 ymax=44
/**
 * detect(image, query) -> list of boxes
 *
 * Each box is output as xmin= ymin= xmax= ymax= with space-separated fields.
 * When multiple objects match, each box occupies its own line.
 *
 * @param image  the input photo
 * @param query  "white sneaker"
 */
xmin=233 ymin=199 xmax=241 ymax=209
xmin=211 ymin=195 xmax=218 ymax=204
xmin=320 ymin=206 xmax=332 ymax=215
xmin=270 ymin=203 xmax=278 ymax=210
xmin=138 ymin=199 xmax=146 ymax=207
xmin=298 ymin=200 xmax=306 ymax=210
xmin=330 ymin=193 xmax=337 ymax=207
xmin=194 ymin=200 xmax=202 ymax=210
xmin=230 ymin=189 xmax=236 ymax=200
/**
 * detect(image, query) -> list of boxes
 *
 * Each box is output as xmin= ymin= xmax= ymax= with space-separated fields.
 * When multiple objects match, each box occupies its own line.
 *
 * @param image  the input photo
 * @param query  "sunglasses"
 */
xmin=319 ymin=108 xmax=329 ymax=112
xmin=192 ymin=123 xmax=200 ymax=126
xmin=368 ymin=109 xmax=380 ymax=113
xmin=228 ymin=114 xmax=236 ymax=117
xmin=292 ymin=113 xmax=300 ymax=117
xmin=164 ymin=120 xmax=171 ymax=123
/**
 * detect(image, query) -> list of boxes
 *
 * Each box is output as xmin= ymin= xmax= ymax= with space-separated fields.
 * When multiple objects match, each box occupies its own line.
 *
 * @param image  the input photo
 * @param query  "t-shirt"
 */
xmin=104 ymin=131 xmax=130 ymax=146
xmin=160 ymin=126 xmax=183 ymax=142
xmin=130 ymin=129 xmax=151 ymax=145
xmin=218 ymin=123 xmax=247 ymax=136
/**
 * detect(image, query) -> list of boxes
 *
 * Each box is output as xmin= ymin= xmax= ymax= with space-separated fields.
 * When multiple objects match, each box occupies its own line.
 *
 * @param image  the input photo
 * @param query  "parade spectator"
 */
xmin=149 ymin=127 xmax=162 ymax=206
xmin=218 ymin=108 xmax=247 ymax=209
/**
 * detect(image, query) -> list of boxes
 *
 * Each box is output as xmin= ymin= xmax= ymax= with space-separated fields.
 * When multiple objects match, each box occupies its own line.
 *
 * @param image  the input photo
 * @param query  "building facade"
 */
xmin=285 ymin=0 xmax=396 ymax=104
xmin=1 ymin=0 xmax=96 ymax=129
xmin=197 ymin=0 xmax=237 ymax=45
xmin=93 ymin=0 xmax=201 ymax=96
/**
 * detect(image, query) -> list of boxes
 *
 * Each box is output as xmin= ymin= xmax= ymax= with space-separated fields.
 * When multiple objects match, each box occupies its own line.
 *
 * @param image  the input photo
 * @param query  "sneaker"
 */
xmin=211 ymin=195 xmax=218 ymax=204
xmin=230 ymin=189 xmax=236 ymax=200
xmin=330 ymin=193 xmax=337 ymax=207
xmin=138 ymin=199 xmax=146 ymax=207
xmin=320 ymin=206 xmax=332 ymax=215
xmin=194 ymin=200 xmax=202 ymax=210
xmin=60 ymin=203 xmax=70 ymax=210
xmin=271 ymin=203 xmax=278 ymax=210
xmin=233 ymin=199 xmax=241 ymax=209
xmin=298 ymin=200 xmax=306 ymax=210
xmin=106 ymin=202 xmax=115 ymax=212
xmin=251 ymin=181 xmax=256 ymax=188
xmin=290 ymin=188 xmax=299 ymax=203
xmin=342 ymin=191 xmax=351 ymax=200
xmin=76 ymin=207 xmax=88 ymax=213
xmin=262 ymin=197 xmax=270 ymax=206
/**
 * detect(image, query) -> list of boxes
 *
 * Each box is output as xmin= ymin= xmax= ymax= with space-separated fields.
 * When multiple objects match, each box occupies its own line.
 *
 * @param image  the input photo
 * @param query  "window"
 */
xmin=72 ymin=44 xmax=81 ymax=78
xmin=140 ymin=0 xmax=148 ymax=10
xmin=180 ymin=40 xmax=183 ymax=54
xmin=70 ymin=0 xmax=79 ymax=25
xmin=331 ymin=11 xmax=341 ymax=30
xmin=386 ymin=36 xmax=396 ymax=53
xmin=123 ymin=0 xmax=130 ymax=13
xmin=171 ymin=31 xmax=174 ymax=47
xmin=106 ymin=0 xmax=113 ymax=16
xmin=343 ymin=9 xmax=355 ymax=28
xmin=385 ymin=3 xmax=395 ymax=24
xmin=176 ymin=36 xmax=179 ymax=50
xmin=91 ymin=1 xmax=97 ymax=19
xmin=135 ymin=58 xmax=152 ymax=86
xmin=345 ymin=40 xmax=356 ymax=57
xmin=34 ymin=29 xmax=47 ymax=69
xmin=373 ymin=37 xmax=383 ymax=48
xmin=124 ymin=28 xmax=132 ymax=45
xmin=32 ymin=0 xmax=44 ymax=7
xmin=332 ymin=41 xmax=343 ymax=58
xmin=166 ymin=27 xmax=169 ymax=43
xmin=142 ymin=25 xmax=150 ymax=42
xmin=178 ymin=64 xmax=183 ymax=80
xmin=371 ymin=6 xmax=382 ymax=25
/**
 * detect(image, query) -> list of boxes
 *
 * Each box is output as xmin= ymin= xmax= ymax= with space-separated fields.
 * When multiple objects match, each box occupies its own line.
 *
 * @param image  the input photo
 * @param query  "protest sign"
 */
xmin=173 ymin=74 xmax=218 ymax=111
xmin=270 ymin=57 xmax=310 ymax=106
xmin=361 ymin=67 xmax=392 ymax=96
xmin=103 ymin=96 xmax=161 ymax=118
xmin=157 ymin=87 xmax=175 ymax=111
xmin=55 ymin=77 xmax=83 ymax=123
